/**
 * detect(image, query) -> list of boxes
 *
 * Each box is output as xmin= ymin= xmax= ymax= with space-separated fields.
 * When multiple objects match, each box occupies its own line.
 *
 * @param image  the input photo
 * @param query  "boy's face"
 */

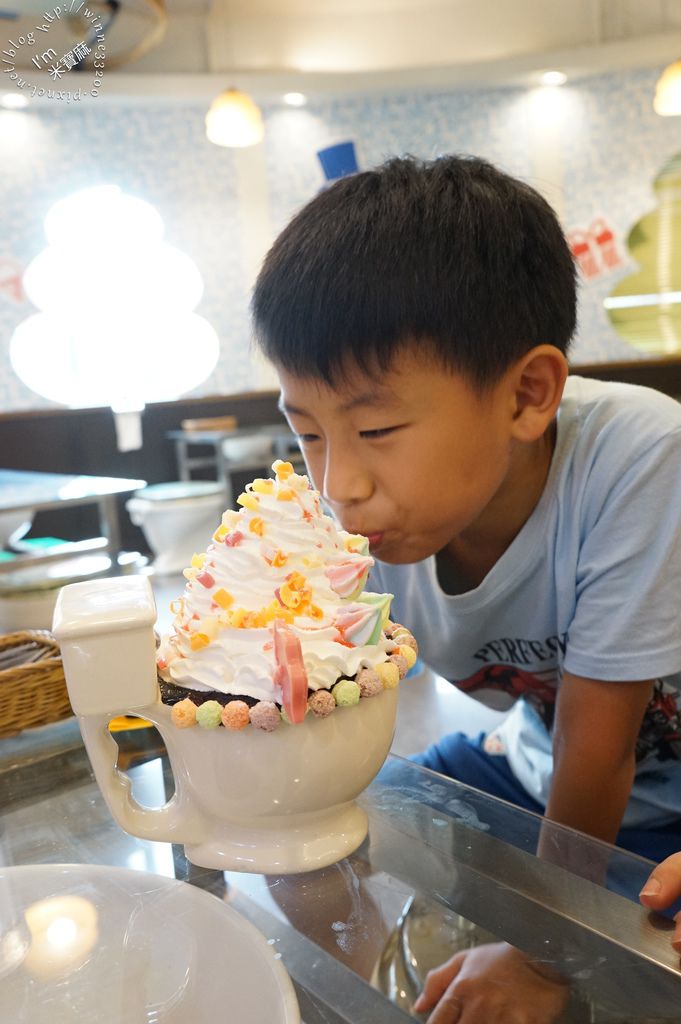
xmin=277 ymin=346 xmax=523 ymax=564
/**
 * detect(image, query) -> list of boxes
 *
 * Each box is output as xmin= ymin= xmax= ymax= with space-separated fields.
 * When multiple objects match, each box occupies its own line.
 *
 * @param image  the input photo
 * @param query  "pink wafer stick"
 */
xmin=273 ymin=620 xmax=309 ymax=724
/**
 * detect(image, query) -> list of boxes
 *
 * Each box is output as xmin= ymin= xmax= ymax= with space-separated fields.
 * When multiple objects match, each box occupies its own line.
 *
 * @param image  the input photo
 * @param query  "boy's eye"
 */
xmin=296 ymin=433 xmax=320 ymax=444
xmin=360 ymin=427 xmax=397 ymax=439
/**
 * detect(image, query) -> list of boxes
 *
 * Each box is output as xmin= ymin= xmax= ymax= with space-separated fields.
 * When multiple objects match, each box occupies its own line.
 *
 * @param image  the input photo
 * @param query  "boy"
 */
xmin=252 ymin=155 xmax=681 ymax=1021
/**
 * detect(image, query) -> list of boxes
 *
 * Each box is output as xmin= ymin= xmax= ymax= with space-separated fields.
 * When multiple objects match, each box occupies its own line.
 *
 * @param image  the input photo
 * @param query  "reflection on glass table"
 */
xmin=0 ymin=469 xmax=146 ymax=573
xmin=1 ymin=727 xmax=680 ymax=1024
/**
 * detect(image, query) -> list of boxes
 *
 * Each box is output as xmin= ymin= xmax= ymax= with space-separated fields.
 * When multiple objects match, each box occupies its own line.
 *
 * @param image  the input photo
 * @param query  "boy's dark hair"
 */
xmin=252 ymin=154 xmax=577 ymax=388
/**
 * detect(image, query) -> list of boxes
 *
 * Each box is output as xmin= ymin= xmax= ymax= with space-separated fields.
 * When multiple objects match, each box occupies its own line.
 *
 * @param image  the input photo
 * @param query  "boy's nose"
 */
xmin=322 ymin=448 xmax=373 ymax=508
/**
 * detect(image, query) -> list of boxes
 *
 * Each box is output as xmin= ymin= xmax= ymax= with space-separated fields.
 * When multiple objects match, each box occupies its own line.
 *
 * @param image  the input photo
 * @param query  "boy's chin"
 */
xmin=373 ymin=541 xmax=437 ymax=565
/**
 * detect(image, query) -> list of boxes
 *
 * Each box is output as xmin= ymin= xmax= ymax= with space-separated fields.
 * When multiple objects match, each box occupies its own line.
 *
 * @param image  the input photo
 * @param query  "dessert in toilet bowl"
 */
xmin=156 ymin=459 xmax=418 ymax=734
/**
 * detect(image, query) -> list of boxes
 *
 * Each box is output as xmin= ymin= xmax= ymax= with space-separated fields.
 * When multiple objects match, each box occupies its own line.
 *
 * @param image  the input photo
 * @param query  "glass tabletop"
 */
xmin=0 ymin=470 xmax=146 ymax=513
xmin=1 ymin=726 xmax=680 ymax=1023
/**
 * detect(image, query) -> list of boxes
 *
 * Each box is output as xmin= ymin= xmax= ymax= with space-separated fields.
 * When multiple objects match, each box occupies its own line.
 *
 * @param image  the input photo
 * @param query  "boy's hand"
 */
xmin=640 ymin=852 xmax=681 ymax=952
xmin=412 ymin=941 xmax=570 ymax=1023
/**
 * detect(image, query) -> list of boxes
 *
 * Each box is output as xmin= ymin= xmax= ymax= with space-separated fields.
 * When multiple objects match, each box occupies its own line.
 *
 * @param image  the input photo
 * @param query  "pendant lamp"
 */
xmin=205 ymin=88 xmax=264 ymax=147
xmin=654 ymin=60 xmax=681 ymax=116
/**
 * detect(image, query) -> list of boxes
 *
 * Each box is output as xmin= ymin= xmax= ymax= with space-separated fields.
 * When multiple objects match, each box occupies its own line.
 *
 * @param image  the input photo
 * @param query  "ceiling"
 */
xmin=3 ymin=0 xmax=681 ymax=96
xmin=151 ymin=0 xmax=681 ymax=75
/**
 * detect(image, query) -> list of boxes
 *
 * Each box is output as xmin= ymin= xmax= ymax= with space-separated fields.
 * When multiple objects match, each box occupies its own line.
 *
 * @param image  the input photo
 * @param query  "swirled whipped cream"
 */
xmin=156 ymin=460 xmax=396 ymax=704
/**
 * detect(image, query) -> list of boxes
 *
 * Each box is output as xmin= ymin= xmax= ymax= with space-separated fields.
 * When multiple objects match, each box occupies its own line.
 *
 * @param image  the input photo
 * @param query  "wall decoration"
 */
xmin=316 ymin=140 xmax=359 ymax=184
xmin=0 ymin=257 xmax=26 ymax=305
xmin=568 ymin=217 xmax=623 ymax=280
xmin=605 ymin=151 xmax=681 ymax=354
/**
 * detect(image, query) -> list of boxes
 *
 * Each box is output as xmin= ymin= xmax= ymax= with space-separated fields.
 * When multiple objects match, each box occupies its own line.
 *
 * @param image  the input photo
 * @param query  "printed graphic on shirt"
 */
xmin=460 ymin=634 xmax=681 ymax=765
xmin=473 ymin=633 xmax=567 ymax=667
xmin=458 ymin=663 xmax=559 ymax=728
xmin=636 ymin=680 xmax=681 ymax=762
xmin=455 ymin=633 xmax=568 ymax=727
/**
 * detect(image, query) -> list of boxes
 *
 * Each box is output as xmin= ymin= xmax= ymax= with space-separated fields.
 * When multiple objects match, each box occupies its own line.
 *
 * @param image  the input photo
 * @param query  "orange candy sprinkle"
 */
xmin=274 ymin=460 xmax=294 ymax=480
xmin=230 ymin=608 xmax=258 ymax=629
xmin=276 ymin=489 xmax=295 ymax=501
xmin=286 ymin=571 xmax=307 ymax=588
xmin=221 ymin=700 xmax=251 ymax=730
xmin=190 ymin=633 xmax=210 ymax=651
xmin=279 ymin=583 xmax=302 ymax=609
xmin=213 ymin=588 xmax=234 ymax=610
xmin=249 ymin=517 xmax=266 ymax=536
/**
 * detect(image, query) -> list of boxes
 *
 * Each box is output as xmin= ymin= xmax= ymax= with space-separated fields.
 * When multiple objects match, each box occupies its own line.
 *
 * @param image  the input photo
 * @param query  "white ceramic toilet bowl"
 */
xmin=126 ymin=482 xmax=225 ymax=576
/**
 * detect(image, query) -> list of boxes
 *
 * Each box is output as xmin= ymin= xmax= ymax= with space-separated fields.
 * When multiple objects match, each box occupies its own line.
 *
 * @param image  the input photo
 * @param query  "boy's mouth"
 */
xmin=365 ymin=532 xmax=385 ymax=551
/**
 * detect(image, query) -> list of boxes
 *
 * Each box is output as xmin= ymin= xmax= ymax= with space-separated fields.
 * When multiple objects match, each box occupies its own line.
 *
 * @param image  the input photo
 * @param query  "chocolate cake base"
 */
xmin=158 ymin=678 xmax=262 ymax=709
xmin=158 ymin=675 xmax=357 ymax=710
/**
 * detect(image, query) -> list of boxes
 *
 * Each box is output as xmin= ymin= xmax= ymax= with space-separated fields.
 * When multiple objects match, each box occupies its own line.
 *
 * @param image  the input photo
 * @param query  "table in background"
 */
xmin=167 ymin=424 xmax=304 ymax=505
xmin=0 ymin=469 xmax=146 ymax=573
xmin=3 ymin=723 xmax=681 ymax=1024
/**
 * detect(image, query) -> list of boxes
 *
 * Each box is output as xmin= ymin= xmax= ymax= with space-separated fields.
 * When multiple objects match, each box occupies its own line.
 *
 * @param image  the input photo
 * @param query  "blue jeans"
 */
xmin=412 ymin=731 xmax=681 ymax=864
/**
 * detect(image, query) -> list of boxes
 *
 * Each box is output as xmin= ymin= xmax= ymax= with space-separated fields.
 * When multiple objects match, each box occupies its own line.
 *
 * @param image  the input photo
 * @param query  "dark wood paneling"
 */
xmin=570 ymin=357 xmax=681 ymax=398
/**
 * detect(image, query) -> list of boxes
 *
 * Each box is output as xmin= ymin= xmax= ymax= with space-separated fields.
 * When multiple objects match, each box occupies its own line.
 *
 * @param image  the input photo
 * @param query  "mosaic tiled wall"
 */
xmin=0 ymin=64 xmax=678 ymax=411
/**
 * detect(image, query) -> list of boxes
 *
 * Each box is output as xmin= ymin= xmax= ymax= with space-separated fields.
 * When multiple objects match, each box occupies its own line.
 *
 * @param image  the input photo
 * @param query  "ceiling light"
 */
xmin=1 ymin=93 xmax=29 ymax=110
xmin=654 ymin=59 xmax=681 ymax=115
xmin=540 ymin=71 xmax=567 ymax=86
xmin=283 ymin=92 xmax=307 ymax=107
xmin=205 ymin=88 xmax=264 ymax=148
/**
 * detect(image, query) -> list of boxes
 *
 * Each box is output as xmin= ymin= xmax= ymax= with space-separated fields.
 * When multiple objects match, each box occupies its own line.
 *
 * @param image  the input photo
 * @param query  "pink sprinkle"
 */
xmin=250 ymin=701 xmax=281 ymax=732
xmin=225 ymin=530 xmax=245 ymax=547
xmin=196 ymin=570 xmax=215 ymax=588
xmin=308 ymin=689 xmax=335 ymax=717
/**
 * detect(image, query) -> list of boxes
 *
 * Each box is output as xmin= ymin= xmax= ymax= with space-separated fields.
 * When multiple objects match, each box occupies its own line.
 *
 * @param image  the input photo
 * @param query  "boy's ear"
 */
xmin=509 ymin=345 xmax=569 ymax=442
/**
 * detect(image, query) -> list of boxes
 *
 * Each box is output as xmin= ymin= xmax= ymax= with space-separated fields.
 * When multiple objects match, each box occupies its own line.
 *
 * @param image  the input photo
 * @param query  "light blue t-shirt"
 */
xmin=370 ymin=376 xmax=681 ymax=828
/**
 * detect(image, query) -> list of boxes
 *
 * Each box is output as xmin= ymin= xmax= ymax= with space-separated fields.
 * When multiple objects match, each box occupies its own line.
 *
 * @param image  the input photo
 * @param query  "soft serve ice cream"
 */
xmin=156 ymin=460 xmax=418 ymax=733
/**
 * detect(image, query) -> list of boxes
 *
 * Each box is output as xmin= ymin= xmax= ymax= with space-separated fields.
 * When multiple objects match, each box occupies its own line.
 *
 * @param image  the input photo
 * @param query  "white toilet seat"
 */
xmin=131 ymin=481 xmax=225 ymax=504
xmin=126 ymin=482 xmax=226 ymax=576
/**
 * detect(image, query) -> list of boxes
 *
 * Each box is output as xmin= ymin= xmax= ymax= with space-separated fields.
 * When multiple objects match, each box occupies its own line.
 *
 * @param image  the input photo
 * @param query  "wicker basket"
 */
xmin=0 ymin=630 xmax=73 ymax=739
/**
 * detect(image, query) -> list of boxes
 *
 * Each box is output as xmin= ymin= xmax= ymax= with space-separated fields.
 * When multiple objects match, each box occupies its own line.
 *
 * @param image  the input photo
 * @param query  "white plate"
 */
xmin=0 ymin=864 xmax=300 ymax=1024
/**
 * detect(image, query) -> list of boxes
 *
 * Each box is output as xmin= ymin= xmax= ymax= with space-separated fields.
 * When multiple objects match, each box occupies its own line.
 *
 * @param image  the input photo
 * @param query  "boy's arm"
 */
xmin=413 ymin=674 xmax=654 ymax=1021
xmin=540 ymin=670 xmax=653 ymax=860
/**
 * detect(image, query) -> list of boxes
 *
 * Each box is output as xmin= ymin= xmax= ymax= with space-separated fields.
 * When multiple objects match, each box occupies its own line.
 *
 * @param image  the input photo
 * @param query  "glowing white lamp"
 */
xmin=654 ymin=60 xmax=681 ymax=115
xmin=10 ymin=186 xmax=220 ymax=451
xmin=43 ymin=185 xmax=164 ymax=251
xmin=205 ymin=88 xmax=264 ymax=148
xmin=23 ymin=242 xmax=204 ymax=314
